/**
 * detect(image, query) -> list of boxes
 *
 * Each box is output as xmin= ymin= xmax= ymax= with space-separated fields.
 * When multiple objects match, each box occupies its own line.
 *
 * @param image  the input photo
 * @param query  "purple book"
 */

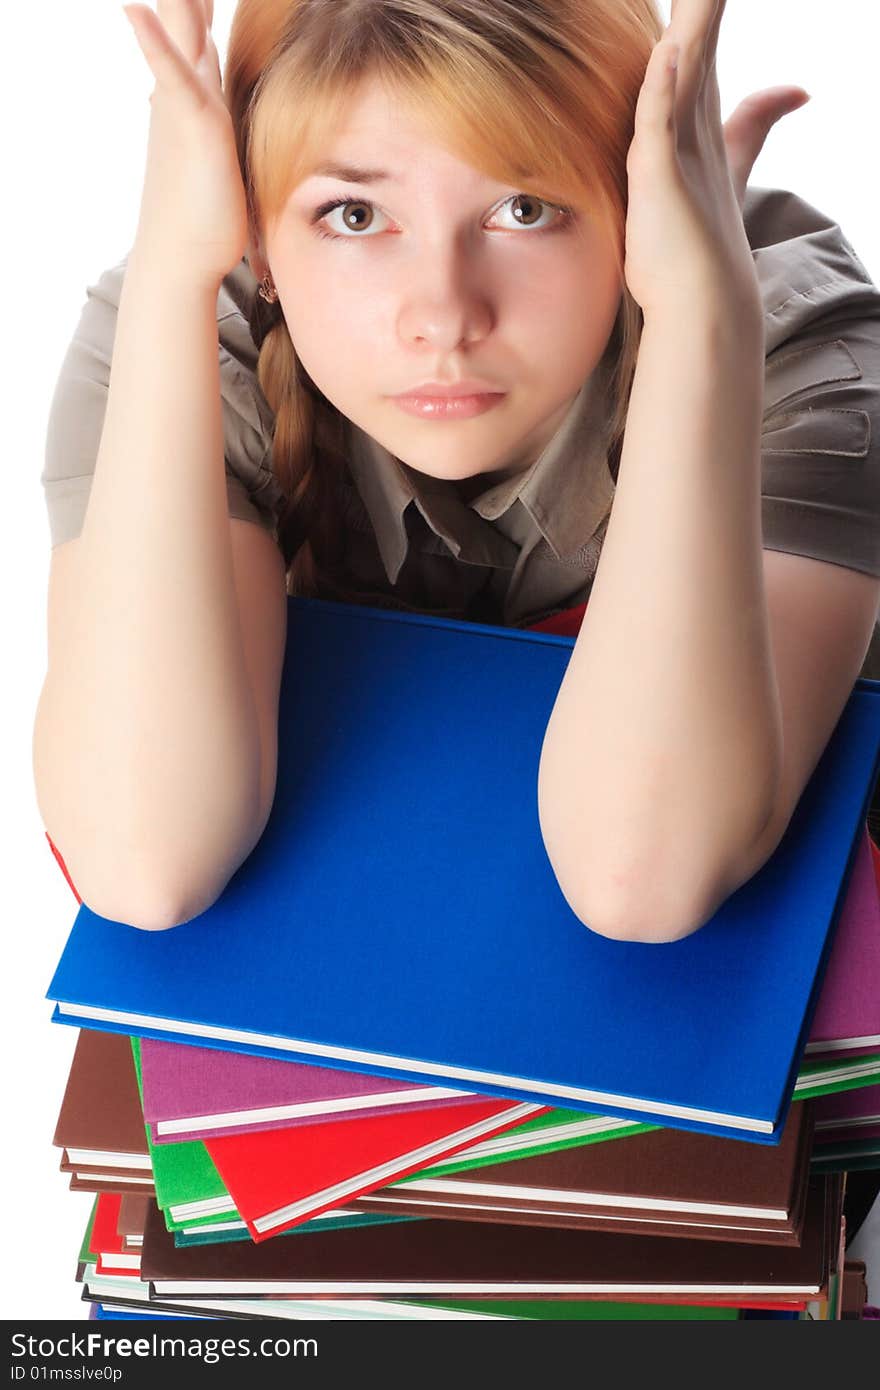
xmin=140 ymin=1039 xmax=487 ymax=1145
xmin=814 ymin=1082 xmax=880 ymax=1136
xmin=805 ymin=828 xmax=880 ymax=1057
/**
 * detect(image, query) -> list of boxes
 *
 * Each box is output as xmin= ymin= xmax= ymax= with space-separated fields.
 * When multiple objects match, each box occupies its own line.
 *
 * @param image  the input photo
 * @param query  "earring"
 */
xmin=258 ymin=274 xmax=279 ymax=304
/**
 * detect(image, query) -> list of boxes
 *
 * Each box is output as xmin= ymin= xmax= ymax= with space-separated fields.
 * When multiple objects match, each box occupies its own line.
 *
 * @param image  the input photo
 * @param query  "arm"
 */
xmin=32 ymin=4 xmax=285 ymax=930
xmin=538 ymin=2 xmax=878 ymax=941
xmin=538 ymin=300 xmax=778 ymax=941
xmin=32 ymin=254 xmax=276 ymax=931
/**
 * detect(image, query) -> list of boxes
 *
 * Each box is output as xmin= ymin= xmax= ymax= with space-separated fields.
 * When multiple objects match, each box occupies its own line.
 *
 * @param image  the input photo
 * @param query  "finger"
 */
xmin=631 ymin=40 xmax=680 ymax=166
xmin=193 ymin=0 xmax=220 ymax=90
xmin=122 ymin=5 xmax=207 ymax=108
xmin=668 ymin=0 xmax=722 ymax=60
xmin=723 ymin=87 xmax=811 ymax=205
xmin=155 ymin=0 xmax=206 ymax=68
xmin=666 ymin=0 xmax=722 ymax=131
xmin=697 ymin=5 xmax=726 ymax=148
xmin=670 ymin=0 xmax=722 ymax=74
xmin=704 ymin=0 xmax=727 ymax=70
xmin=670 ymin=0 xmax=723 ymax=58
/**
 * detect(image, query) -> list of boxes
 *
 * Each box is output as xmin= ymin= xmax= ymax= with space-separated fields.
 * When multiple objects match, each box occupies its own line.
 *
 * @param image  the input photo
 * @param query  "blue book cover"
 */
xmin=47 ymin=598 xmax=880 ymax=1142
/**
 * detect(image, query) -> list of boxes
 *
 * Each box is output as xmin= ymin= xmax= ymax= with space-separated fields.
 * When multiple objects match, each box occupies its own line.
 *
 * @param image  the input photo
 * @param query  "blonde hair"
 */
xmin=224 ymin=0 xmax=663 ymax=599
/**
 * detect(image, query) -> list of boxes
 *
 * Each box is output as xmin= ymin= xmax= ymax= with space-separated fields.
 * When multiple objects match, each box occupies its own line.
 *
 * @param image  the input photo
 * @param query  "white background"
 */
xmin=3 ymin=1 xmax=879 ymax=1320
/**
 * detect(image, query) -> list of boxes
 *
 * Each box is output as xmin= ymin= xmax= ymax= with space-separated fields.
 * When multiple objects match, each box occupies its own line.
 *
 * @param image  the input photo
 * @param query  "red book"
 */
xmin=205 ymin=1096 xmax=547 ymax=1242
xmin=90 ymin=1193 xmax=124 ymax=1257
xmin=89 ymin=1193 xmax=141 ymax=1277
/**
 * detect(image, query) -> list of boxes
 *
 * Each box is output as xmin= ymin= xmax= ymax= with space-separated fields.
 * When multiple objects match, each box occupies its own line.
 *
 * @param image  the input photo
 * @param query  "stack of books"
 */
xmin=44 ymin=599 xmax=880 ymax=1320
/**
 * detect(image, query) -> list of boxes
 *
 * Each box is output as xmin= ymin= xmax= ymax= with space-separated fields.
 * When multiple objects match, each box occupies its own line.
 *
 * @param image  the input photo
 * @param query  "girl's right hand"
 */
xmin=122 ymin=0 xmax=250 ymax=290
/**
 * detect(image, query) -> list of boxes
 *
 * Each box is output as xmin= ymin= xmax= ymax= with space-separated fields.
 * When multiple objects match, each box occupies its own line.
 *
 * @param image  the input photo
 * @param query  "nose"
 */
xmin=396 ymin=246 xmax=495 ymax=353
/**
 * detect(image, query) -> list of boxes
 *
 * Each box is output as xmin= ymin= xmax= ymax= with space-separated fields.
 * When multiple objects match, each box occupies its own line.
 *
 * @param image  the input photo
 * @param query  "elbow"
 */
xmin=80 ymin=881 xmax=206 ymax=933
xmin=538 ymin=790 xmax=776 ymax=945
xmin=565 ymin=886 xmax=718 ymax=944
xmin=52 ymin=841 xmax=222 ymax=933
xmin=542 ymin=840 xmax=725 ymax=945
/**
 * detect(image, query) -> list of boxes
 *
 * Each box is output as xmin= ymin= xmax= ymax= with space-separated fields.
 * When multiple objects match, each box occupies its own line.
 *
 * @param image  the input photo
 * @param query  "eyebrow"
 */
xmin=307 ymin=163 xmax=400 ymax=185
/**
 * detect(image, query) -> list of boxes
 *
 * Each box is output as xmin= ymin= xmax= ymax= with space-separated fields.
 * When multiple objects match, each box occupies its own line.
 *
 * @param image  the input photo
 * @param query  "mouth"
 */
xmin=388 ymin=392 xmax=507 ymax=420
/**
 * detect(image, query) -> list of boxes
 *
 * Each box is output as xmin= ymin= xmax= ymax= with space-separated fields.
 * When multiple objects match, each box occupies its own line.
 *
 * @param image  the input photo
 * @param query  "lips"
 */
xmin=390 ymin=391 xmax=506 ymax=420
xmin=393 ymin=380 xmax=505 ymax=399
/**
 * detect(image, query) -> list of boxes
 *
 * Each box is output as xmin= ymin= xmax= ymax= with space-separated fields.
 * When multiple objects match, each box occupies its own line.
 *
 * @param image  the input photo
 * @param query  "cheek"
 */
xmin=508 ymin=253 xmax=622 ymax=387
xmin=563 ymin=266 xmax=622 ymax=367
xmin=282 ymin=269 xmax=377 ymax=389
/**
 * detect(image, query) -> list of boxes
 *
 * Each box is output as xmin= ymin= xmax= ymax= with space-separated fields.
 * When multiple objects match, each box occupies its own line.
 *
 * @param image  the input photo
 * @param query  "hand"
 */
xmin=723 ymin=86 xmax=810 ymax=210
xmin=623 ymin=1 xmax=807 ymax=323
xmin=122 ymin=0 xmax=250 ymax=289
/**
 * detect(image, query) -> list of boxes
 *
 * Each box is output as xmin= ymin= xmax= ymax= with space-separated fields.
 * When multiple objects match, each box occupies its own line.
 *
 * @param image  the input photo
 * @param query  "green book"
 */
xmin=131 ymin=1039 xmax=234 ymax=1230
xmin=413 ymin=1300 xmax=740 ymax=1320
xmin=174 ymin=1211 xmax=418 ymax=1247
xmin=793 ymin=1052 xmax=880 ymax=1100
xmin=133 ymin=1040 xmax=423 ymax=1239
xmin=76 ymin=1198 xmax=98 ymax=1271
xmin=396 ymin=1109 xmax=656 ymax=1180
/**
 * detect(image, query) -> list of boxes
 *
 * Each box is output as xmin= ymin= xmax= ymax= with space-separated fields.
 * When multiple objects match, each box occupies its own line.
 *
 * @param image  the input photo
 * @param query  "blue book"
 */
xmin=47 ymin=598 xmax=880 ymax=1142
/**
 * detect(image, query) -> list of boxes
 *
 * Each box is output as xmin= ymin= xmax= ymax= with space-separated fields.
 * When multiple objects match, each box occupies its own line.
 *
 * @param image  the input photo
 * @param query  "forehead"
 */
xmin=303 ymin=74 xmax=494 ymax=189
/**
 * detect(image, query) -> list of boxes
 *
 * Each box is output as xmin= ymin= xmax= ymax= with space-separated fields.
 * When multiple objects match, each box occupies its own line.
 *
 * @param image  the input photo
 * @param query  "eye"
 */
xmin=488 ymin=193 xmax=571 ymax=233
xmin=310 ymin=191 xmax=573 ymax=242
xmin=312 ymin=198 xmax=389 ymax=239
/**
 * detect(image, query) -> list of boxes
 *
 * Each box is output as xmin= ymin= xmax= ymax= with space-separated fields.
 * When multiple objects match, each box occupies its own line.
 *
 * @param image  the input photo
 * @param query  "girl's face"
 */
xmin=263 ymin=75 xmax=623 ymax=485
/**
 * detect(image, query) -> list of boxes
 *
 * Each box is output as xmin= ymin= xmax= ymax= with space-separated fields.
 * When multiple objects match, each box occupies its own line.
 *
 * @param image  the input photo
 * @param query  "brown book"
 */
xmin=841 ymin=1260 xmax=869 ymax=1318
xmin=353 ymin=1104 xmax=812 ymax=1246
xmin=141 ymin=1175 xmax=833 ymax=1301
xmin=118 ymin=1195 xmax=150 ymax=1250
xmin=60 ymin=1152 xmax=151 ymax=1177
xmin=69 ymin=1174 xmax=156 ymax=1195
xmin=54 ymin=1030 xmax=149 ymax=1164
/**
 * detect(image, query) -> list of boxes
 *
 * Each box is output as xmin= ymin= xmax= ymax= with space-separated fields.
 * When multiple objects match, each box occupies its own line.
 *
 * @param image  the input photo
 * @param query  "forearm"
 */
xmin=538 ymin=305 xmax=782 ymax=939
xmin=33 ymin=249 xmax=264 ymax=927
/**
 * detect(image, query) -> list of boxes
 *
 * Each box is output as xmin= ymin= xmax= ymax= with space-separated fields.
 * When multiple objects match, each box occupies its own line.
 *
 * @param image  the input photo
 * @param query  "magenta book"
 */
xmin=806 ymin=827 xmax=880 ymax=1056
xmin=814 ymin=1082 xmax=880 ymax=1133
xmin=140 ymin=1037 xmax=489 ymax=1145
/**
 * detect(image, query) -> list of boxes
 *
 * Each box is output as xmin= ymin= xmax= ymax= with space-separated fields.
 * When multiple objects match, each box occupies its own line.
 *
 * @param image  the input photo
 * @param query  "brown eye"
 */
xmin=510 ymin=194 xmax=545 ymax=226
xmin=488 ymin=194 xmax=572 ymax=234
xmin=339 ymin=201 xmax=374 ymax=231
xmin=313 ymin=198 xmax=388 ymax=240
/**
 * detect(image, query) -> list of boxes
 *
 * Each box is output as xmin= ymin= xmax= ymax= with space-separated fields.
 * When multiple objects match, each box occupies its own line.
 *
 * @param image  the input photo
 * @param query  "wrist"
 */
xmin=125 ymin=240 xmax=228 ymax=302
xmin=641 ymin=290 xmax=764 ymax=366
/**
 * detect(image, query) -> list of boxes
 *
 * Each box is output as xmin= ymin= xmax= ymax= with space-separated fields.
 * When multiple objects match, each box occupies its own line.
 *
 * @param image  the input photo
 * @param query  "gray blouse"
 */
xmin=42 ymin=183 xmax=880 ymax=672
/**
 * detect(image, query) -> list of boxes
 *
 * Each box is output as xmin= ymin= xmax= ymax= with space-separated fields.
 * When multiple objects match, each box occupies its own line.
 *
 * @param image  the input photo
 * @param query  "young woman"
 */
xmin=34 ymin=0 xmax=880 ymax=945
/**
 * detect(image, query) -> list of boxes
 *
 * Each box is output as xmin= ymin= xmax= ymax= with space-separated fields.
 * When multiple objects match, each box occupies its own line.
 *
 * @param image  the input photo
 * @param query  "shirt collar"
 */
xmin=344 ymin=352 xmax=617 ymax=585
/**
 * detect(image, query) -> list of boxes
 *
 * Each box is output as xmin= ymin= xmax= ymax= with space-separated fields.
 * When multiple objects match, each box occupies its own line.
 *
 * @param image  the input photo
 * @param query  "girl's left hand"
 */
xmin=623 ymin=0 xmax=809 ymax=324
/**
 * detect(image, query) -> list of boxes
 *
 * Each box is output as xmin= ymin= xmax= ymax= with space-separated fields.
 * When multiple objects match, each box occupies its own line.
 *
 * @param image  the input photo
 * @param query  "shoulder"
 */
xmin=743 ymin=184 xmax=880 ymax=351
xmin=41 ymin=253 xmax=283 ymax=548
xmin=747 ymin=187 xmax=880 ymax=588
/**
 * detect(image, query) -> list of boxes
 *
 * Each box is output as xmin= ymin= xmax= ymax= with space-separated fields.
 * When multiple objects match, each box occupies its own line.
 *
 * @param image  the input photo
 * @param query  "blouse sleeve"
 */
xmin=40 ymin=257 xmax=285 ymax=550
xmin=746 ymin=187 xmax=880 ymax=580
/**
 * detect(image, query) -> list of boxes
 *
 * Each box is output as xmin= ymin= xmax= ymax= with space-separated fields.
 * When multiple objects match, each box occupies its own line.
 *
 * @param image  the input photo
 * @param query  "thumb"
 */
xmin=723 ymin=86 xmax=811 ymax=208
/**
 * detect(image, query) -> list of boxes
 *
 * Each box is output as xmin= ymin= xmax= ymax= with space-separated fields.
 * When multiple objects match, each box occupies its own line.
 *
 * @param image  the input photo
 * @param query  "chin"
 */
xmin=399 ymin=449 xmax=488 ymax=478
xmin=385 ymin=425 xmax=523 ymax=480
xmin=400 ymin=449 xmax=507 ymax=483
